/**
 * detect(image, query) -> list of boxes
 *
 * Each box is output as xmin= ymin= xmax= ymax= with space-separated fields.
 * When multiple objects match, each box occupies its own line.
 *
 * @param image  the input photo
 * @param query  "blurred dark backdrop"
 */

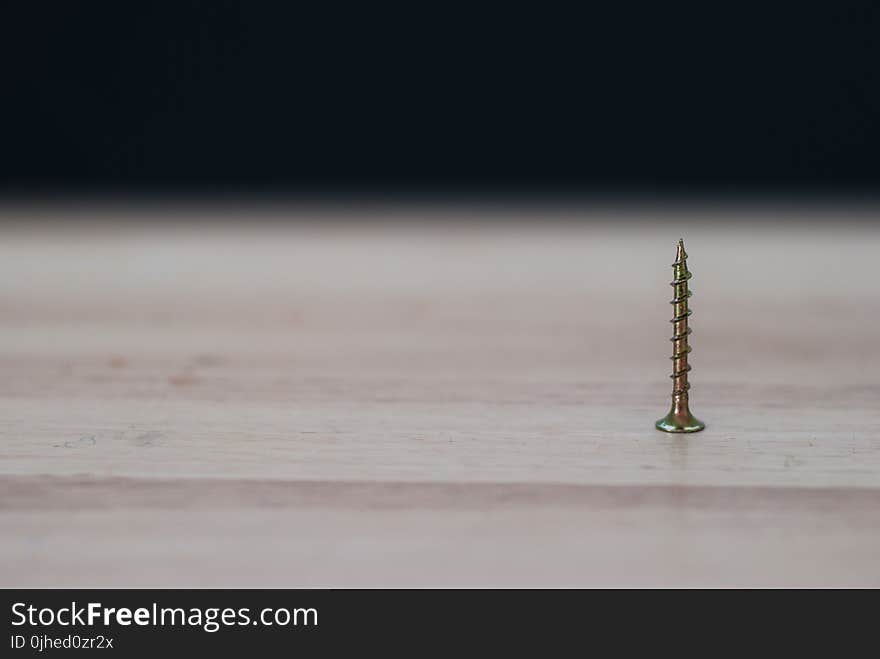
xmin=2 ymin=1 xmax=878 ymax=200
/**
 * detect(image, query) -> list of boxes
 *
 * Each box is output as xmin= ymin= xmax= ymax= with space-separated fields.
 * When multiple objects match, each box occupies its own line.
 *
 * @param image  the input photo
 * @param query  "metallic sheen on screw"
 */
xmin=656 ymin=238 xmax=705 ymax=433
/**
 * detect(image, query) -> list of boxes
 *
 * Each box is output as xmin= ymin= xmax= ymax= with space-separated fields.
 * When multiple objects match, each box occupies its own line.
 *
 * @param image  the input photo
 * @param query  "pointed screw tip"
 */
xmin=675 ymin=238 xmax=687 ymax=260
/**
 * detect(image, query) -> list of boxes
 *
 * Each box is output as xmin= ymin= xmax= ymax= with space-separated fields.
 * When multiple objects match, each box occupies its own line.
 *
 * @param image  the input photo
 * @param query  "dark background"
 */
xmin=2 ymin=1 xmax=878 ymax=200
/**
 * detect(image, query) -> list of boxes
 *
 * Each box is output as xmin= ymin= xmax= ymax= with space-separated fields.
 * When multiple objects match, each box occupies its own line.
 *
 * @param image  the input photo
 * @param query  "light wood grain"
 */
xmin=4 ymin=475 xmax=880 ymax=587
xmin=1 ymin=210 xmax=879 ymax=586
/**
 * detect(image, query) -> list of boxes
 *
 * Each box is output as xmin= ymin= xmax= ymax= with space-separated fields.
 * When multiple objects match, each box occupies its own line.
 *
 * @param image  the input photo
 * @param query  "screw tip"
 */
xmin=675 ymin=238 xmax=687 ymax=261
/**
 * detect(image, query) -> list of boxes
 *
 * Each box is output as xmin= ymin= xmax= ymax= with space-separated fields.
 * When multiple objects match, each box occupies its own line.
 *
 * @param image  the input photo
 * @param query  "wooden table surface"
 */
xmin=2 ymin=209 xmax=879 ymax=586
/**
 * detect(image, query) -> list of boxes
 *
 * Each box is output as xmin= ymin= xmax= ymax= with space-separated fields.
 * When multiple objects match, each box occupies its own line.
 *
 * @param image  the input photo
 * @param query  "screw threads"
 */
xmin=670 ymin=241 xmax=693 ymax=397
xmin=656 ymin=239 xmax=705 ymax=433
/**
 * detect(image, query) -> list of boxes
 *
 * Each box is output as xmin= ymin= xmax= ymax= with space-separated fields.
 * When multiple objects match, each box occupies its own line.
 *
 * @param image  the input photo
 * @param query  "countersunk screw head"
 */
xmin=656 ymin=238 xmax=705 ymax=433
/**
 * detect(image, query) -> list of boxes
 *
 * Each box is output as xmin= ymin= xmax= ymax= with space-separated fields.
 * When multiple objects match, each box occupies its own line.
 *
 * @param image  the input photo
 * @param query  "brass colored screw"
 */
xmin=656 ymin=238 xmax=705 ymax=433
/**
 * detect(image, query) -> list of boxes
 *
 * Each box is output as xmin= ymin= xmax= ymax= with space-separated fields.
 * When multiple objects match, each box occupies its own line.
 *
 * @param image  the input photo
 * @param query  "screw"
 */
xmin=656 ymin=238 xmax=705 ymax=433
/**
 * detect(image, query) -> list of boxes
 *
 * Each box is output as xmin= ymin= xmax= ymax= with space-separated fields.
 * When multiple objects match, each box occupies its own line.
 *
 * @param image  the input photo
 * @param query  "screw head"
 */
xmin=655 ymin=410 xmax=705 ymax=433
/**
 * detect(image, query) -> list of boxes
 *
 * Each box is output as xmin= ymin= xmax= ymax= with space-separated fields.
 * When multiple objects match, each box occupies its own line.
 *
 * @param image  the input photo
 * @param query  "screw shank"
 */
xmin=671 ymin=260 xmax=691 ymax=400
